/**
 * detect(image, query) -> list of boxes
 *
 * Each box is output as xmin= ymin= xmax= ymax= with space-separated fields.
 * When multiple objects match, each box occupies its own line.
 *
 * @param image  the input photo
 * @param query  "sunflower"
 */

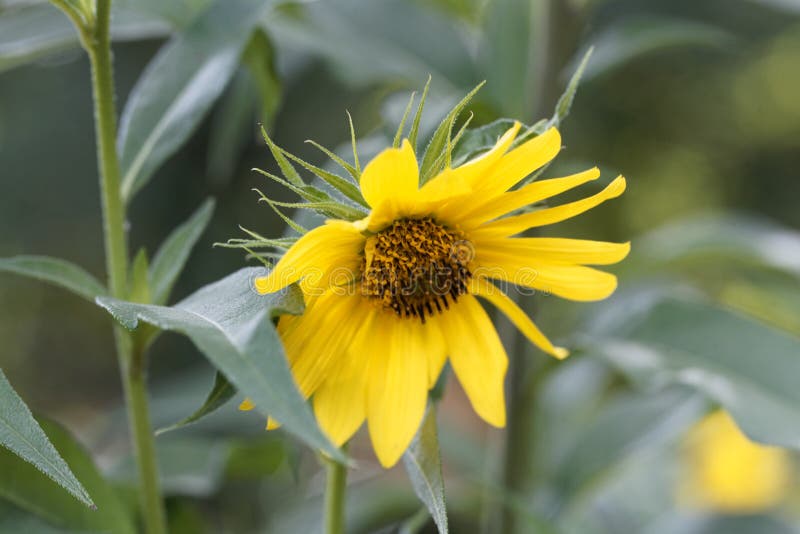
xmin=246 ymin=122 xmax=628 ymax=467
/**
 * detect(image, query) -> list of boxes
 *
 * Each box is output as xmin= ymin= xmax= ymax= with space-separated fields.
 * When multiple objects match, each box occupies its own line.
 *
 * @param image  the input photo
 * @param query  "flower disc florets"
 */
xmin=361 ymin=217 xmax=473 ymax=322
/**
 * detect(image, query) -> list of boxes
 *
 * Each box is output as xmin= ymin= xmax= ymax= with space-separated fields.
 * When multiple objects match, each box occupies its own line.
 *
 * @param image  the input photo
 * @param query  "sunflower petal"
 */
xmin=475 ymin=127 xmax=561 ymax=197
xmin=470 ymin=277 xmax=568 ymax=359
xmin=313 ymin=309 xmax=375 ymax=446
xmin=239 ymin=398 xmax=255 ymax=411
xmin=461 ymin=167 xmax=600 ymax=226
xmin=254 ymin=220 xmax=364 ymax=294
xmin=359 ymin=139 xmax=419 ymax=209
xmin=439 ymin=295 xmax=508 ymax=427
xmin=479 ymin=176 xmax=626 ymax=236
xmin=473 ymin=236 xmax=631 ymax=265
xmin=368 ymin=315 xmax=429 ymax=468
xmin=475 ymin=251 xmax=618 ymax=301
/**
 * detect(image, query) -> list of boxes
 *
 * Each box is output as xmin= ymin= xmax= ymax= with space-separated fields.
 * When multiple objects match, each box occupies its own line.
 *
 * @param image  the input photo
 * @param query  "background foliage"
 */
xmin=1 ymin=0 xmax=800 ymax=532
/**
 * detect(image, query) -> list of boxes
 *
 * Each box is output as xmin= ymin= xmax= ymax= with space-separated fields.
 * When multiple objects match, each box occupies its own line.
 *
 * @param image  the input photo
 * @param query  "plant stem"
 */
xmin=498 ymin=1 xmax=583 ymax=532
xmin=324 ymin=456 xmax=347 ymax=534
xmin=83 ymin=1 xmax=167 ymax=532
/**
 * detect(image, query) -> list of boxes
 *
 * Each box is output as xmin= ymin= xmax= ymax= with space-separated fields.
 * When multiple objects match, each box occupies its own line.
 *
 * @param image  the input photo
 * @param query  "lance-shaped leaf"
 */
xmin=0 ymin=256 xmax=106 ymax=303
xmin=0 ymin=417 xmax=135 ymax=533
xmin=0 ymin=370 xmax=93 ymax=509
xmin=155 ymin=372 xmax=235 ymax=436
xmin=403 ymin=408 xmax=448 ymax=534
xmin=118 ymin=0 xmax=275 ymax=201
xmin=96 ymin=267 xmax=346 ymax=462
xmin=585 ymin=294 xmax=800 ymax=449
xmin=149 ymin=198 xmax=216 ymax=305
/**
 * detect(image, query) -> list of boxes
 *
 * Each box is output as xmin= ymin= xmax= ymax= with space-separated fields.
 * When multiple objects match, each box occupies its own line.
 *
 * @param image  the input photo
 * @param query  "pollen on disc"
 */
xmin=360 ymin=217 xmax=473 ymax=322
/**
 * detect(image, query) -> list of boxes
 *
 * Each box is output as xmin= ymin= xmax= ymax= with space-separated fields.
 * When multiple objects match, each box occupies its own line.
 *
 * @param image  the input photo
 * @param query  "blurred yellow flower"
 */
xmin=682 ymin=410 xmax=791 ymax=513
xmin=247 ymin=123 xmax=628 ymax=467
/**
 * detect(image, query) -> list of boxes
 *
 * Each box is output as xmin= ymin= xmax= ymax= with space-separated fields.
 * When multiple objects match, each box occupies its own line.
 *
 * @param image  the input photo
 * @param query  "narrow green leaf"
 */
xmin=252 ymin=168 xmax=331 ymax=203
xmin=420 ymin=81 xmax=485 ymax=184
xmin=260 ymin=125 xmax=305 ymax=187
xmin=346 ymin=110 xmax=361 ymax=175
xmin=118 ymin=0 xmax=274 ymax=201
xmin=279 ymin=148 xmax=368 ymax=207
xmin=207 ymin=69 xmax=259 ymax=185
xmin=394 ymin=91 xmax=416 ymax=148
xmin=0 ymin=370 xmax=93 ymax=508
xmin=586 ymin=294 xmax=800 ymax=449
xmin=0 ymin=418 xmax=135 ymax=533
xmin=255 ymin=192 xmax=309 ymax=235
xmin=549 ymin=46 xmax=593 ymax=128
xmin=268 ymin=199 xmax=366 ymax=221
xmin=403 ymin=408 xmax=448 ymax=534
xmin=409 ymin=75 xmax=431 ymax=151
xmin=95 ymin=268 xmax=347 ymax=463
xmin=243 ymin=30 xmax=282 ymax=126
xmin=149 ymin=198 xmax=216 ymax=306
xmin=304 ymin=140 xmax=359 ymax=182
xmin=155 ymin=372 xmax=235 ymax=436
xmin=0 ymin=255 xmax=106 ymax=302
xmin=127 ymin=248 xmax=151 ymax=304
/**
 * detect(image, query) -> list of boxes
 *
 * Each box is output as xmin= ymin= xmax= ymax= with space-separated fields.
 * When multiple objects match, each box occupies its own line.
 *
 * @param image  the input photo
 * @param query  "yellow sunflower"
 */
xmin=246 ymin=122 xmax=628 ymax=467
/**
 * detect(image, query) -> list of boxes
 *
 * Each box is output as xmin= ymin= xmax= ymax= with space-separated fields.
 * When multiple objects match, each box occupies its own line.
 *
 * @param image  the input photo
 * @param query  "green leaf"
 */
xmin=481 ymin=0 xmax=544 ymax=119
xmin=0 ymin=3 xmax=169 ymax=74
xmin=206 ymin=69 xmax=259 ymax=184
xmin=419 ymin=81 xmax=485 ymax=184
xmin=149 ymin=198 xmax=216 ymax=305
xmin=127 ymin=247 xmax=151 ymax=304
xmin=243 ymin=29 xmax=282 ymax=124
xmin=0 ymin=255 xmax=106 ymax=302
xmin=95 ymin=267 xmax=347 ymax=462
xmin=577 ymin=17 xmax=732 ymax=82
xmin=155 ymin=372 xmax=235 ymax=436
xmin=552 ymin=386 xmax=706 ymax=499
xmin=0 ymin=417 xmax=135 ymax=533
xmin=549 ymin=46 xmax=593 ymax=129
xmin=586 ymin=294 xmax=800 ymax=449
xmin=0 ymin=370 xmax=93 ymax=509
xmin=402 ymin=408 xmax=448 ymax=534
xmin=118 ymin=0 xmax=274 ymax=201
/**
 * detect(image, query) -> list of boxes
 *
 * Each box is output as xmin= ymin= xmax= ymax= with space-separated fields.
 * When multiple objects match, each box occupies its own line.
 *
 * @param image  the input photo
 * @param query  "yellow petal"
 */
xmin=474 ymin=127 xmax=561 ymax=197
xmin=266 ymin=417 xmax=281 ymax=430
xmin=313 ymin=308 xmax=376 ymax=446
xmin=367 ymin=314 xmax=429 ymax=468
xmin=479 ymin=176 xmax=626 ymax=237
xmin=359 ymin=139 xmax=418 ymax=209
xmin=239 ymin=398 xmax=255 ymax=411
xmin=444 ymin=121 xmax=520 ymax=188
xmin=254 ymin=220 xmax=365 ymax=294
xmin=439 ymin=295 xmax=508 ymax=427
xmin=284 ymin=291 xmax=370 ymax=398
xmin=470 ymin=277 xmax=568 ymax=359
xmin=473 ymin=236 xmax=631 ymax=266
xmin=475 ymin=250 xmax=618 ymax=301
xmin=460 ymin=167 xmax=600 ymax=226
xmin=420 ymin=315 xmax=448 ymax=388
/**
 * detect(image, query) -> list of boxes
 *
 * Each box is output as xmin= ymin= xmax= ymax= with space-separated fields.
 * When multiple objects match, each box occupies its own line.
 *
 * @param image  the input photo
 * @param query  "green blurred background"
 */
xmin=2 ymin=0 xmax=800 ymax=532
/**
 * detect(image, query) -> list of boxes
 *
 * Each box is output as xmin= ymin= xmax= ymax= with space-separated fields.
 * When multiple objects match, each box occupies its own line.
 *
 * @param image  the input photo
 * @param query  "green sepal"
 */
xmin=278 ymin=148 xmax=368 ymax=207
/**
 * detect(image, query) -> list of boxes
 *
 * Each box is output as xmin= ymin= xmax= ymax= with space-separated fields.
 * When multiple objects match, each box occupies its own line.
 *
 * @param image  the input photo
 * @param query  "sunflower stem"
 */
xmin=324 ymin=455 xmax=348 ymax=534
xmin=82 ymin=1 xmax=167 ymax=532
xmin=496 ymin=1 xmax=583 ymax=532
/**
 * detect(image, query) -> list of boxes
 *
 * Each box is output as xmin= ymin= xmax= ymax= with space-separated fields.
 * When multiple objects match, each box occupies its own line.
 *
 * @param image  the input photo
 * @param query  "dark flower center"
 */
xmin=361 ymin=217 xmax=473 ymax=322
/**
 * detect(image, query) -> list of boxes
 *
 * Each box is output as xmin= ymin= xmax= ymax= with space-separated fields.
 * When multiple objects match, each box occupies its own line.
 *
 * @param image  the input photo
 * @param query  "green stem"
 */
xmin=497 ymin=2 xmax=583 ymax=532
xmin=82 ymin=1 xmax=167 ymax=532
xmin=324 ymin=456 xmax=347 ymax=534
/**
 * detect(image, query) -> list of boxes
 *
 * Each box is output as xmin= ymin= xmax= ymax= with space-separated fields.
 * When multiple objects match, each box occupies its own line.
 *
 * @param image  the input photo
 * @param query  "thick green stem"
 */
xmin=83 ymin=1 xmax=167 ymax=532
xmin=497 ymin=2 xmax=583 ymax=532
xmin=324 ymin=457 xmax=347 ymax=534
